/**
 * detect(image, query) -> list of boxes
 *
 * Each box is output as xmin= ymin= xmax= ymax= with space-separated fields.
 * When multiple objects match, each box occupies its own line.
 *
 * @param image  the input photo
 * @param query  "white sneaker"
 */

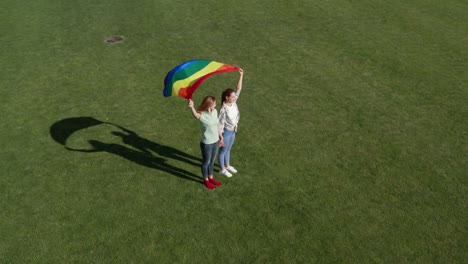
xmin=220 ymin=169 xmax=233 ymax=177
xmin=227 ymin=166 xmax=237 ymax=173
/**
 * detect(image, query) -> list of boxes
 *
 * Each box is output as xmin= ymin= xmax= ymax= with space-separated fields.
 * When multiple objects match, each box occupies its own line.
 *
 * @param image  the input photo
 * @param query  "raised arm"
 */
xmin=236 ymin=68 xmax=244 ymax=94
xmin=188 ymin=99 xmax=201 ymax=119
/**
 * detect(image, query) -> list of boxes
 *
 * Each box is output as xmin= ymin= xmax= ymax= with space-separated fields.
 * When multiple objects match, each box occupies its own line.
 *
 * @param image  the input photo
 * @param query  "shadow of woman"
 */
xmin=50 ymin=117 xmax=203 ymax=184
xmin=109 ymin=124 xmax=202 ymax=167
xmin=88 ymin=140 xmax=201 ymax=183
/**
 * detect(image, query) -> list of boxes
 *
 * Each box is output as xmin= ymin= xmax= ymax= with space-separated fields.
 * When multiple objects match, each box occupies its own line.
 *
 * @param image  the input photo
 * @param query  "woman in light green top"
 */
xmin=188 ymin=96 xmax=223 ymax=190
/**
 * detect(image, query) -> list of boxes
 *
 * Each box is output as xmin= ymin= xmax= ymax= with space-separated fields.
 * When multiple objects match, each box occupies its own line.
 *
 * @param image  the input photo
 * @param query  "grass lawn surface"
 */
xmin=1 ymin=0 xmax=466 ymax=263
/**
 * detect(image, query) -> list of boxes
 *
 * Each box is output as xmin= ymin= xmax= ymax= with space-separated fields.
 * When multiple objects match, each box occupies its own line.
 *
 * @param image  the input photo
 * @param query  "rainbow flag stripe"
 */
xmin=163 ymin=59 xmax=239 ymax=99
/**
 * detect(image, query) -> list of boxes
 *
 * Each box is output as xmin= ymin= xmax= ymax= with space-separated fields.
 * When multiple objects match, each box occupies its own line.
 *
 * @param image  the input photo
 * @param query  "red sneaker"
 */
xmin=204 ymin=180 xmax=215 ymax=190
xmin=209 ymin=178 xmax=221 ymax=187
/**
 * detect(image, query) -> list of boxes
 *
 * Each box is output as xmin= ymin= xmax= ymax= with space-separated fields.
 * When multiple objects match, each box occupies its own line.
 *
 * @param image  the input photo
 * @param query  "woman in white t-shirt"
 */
xmin=218 ymin=69 xmax=244 ymax=177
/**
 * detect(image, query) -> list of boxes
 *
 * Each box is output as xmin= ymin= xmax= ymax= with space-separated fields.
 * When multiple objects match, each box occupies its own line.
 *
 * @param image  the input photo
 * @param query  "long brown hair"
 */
xmin=197 ymin=96 xmax=216 ymax=113
xmin=221 ymin=88 xmax=235 ymax=104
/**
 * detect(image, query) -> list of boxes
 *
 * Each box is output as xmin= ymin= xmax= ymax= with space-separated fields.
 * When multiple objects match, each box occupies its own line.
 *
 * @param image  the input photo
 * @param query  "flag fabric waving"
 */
xmin=163 ymin=59 xmax=239 ymax=99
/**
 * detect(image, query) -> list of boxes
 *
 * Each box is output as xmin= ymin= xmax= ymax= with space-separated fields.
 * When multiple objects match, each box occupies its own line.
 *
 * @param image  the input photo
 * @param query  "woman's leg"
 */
xmin=218 ymin=137 xmax=227 ymax=170
xmin=201 ymin=142 xmax=219 ymax=189
xmin=208 ymin=142 xmax=217 ymax=176
xmin=208 ymin=143 xmax=222 ymax=185
xmin=224 ymin=131 xmax=236 ymax=167
xmin=200 ymin=142 xmax=210 ymax=179
xmin=219 ymin=130 xmax=235 ymax=170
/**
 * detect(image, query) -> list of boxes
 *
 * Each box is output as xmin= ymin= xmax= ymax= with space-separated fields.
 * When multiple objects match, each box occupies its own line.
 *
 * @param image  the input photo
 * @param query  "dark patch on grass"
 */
xmin=104 ymin=35 xmax=125 ymax=44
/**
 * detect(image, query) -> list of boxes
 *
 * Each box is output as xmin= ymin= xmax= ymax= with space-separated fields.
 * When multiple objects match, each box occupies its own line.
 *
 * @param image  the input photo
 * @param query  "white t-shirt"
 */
xmin=219 ymin=91 xmax=240 ymax=131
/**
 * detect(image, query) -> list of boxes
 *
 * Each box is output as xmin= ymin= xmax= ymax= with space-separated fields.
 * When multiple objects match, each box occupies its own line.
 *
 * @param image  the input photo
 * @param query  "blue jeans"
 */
xmin=219 ymin=129 xmax=236 ymax=170
xmin=200 ymin=142 xmax=218 ymax=179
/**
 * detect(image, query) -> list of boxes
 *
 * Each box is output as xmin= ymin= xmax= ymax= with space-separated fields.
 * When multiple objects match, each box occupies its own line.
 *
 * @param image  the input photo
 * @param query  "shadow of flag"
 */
xmin=50 ymin=117 xmax=104 ymax=152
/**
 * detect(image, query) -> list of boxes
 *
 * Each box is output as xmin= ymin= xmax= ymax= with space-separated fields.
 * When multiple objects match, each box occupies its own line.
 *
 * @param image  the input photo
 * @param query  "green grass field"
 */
xmin=1 ymin=0 xmax=466 ymax=262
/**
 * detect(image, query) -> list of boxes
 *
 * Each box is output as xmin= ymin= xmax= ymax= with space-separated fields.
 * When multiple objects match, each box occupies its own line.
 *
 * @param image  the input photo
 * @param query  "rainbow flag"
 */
xmin=163 ymin=59 xmax=239 ymax=99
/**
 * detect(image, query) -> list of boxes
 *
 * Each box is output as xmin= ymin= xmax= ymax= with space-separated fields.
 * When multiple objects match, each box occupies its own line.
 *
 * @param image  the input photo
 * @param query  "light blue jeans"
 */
xmin=219 ymin=129 xmax=236 ymax=170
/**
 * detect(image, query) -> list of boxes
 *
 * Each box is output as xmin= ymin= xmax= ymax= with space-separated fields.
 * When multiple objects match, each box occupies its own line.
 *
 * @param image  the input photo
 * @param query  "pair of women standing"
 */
xmin=188 ymin=69 xmax=244 ymax=190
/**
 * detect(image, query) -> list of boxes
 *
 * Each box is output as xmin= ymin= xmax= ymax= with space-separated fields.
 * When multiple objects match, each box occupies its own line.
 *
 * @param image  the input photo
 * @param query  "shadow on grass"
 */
xmin=50 ymin=117 xmax=203 ymax=183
